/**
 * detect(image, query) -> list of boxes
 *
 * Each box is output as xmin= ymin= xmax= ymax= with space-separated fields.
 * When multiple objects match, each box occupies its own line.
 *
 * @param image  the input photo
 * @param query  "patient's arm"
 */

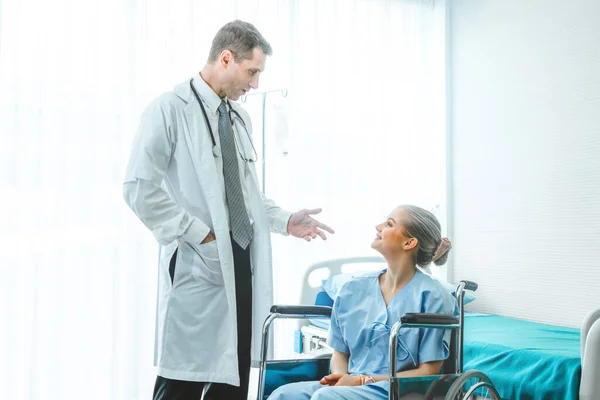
xmin=395 ymin=360 xmax=443 ymax=377
xmin=329 ymin=350 xmax=350 ymax=374
xmin=321 ymin=359 xmax=444 ymax=387
xmin=319 ymin=350 xmax=350 ymax=386
xmin=369 ymin=360 xmax=444 ymax=383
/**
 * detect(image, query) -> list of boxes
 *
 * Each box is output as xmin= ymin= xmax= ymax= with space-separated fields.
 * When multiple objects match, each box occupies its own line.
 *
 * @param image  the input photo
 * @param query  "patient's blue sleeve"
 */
xmin=417 ymin=289 xmax=455 ymax=364
xmin=327 ymin=293 xmax=350 ymax=354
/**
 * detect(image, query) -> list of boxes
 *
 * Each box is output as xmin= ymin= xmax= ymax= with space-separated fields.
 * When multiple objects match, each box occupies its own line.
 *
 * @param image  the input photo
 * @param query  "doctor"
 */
xmin=123 ymin=20 xmax=334 ymax=400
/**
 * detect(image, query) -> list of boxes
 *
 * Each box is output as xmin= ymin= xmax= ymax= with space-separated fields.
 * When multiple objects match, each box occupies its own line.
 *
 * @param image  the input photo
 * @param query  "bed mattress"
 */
xmin=463 ymin=314 xmax=581 ymax=400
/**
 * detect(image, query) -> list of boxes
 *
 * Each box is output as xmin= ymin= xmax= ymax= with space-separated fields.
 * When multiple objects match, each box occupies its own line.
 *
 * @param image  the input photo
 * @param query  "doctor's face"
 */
xmin=371 ymin=208 xmax=416 ymax=257
xmin=222 ymin=47 xmax=266 ymax=101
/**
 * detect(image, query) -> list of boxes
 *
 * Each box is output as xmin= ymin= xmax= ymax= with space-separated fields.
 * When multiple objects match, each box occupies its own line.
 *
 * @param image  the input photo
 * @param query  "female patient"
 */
xmin=268 ymin=205 xmax=456 ymax=400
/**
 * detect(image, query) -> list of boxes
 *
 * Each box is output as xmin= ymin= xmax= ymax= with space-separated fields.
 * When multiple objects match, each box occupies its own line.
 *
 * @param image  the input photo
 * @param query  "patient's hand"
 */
xmin=335 ymin=374 xmax=362 ymax=386
xmin=319 ymin=373 xmax=361 ymax=386
xmin=319 ymin=373 xmax=343 ymax=386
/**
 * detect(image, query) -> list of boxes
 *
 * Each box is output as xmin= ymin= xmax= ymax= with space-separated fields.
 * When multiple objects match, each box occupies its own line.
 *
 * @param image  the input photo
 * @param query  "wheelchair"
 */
xmin=256 ymin=280 xmax=501 ymax=400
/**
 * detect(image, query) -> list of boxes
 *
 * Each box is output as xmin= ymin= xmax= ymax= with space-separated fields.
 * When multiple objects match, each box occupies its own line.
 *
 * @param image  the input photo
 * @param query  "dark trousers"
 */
xmin=153 ymin=237 xmax=253 ymax=400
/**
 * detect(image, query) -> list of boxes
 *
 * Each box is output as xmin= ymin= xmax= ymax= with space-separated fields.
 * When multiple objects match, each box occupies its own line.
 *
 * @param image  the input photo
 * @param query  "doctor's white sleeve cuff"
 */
xmin=181 ymin=219 xmax=211 ymax=245
xmin=269 ymin=209 xmax=293 ymax=236
xmin=123 ymin=180 xmax=211 ymax=246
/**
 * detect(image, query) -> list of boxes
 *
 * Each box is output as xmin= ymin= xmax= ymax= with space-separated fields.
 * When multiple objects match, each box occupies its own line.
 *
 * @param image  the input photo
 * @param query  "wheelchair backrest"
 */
xmin=300 ymin=257 xmax=386 ymax=306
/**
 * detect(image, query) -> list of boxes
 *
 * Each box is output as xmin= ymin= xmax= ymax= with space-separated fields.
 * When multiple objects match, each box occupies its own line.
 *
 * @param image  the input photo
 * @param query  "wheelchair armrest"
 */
xmin=270 ymin=305 xmax=332 ymax=317
xmin=400 ymin=313 xmax=459 ymax=325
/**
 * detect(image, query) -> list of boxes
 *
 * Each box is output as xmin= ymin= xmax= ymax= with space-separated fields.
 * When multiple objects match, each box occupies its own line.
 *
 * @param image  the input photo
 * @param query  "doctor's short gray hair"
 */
xmin=208 ymin=20 xmax=273 ymax=63
xmin=400 ymin=205 xmax=450 ymax=267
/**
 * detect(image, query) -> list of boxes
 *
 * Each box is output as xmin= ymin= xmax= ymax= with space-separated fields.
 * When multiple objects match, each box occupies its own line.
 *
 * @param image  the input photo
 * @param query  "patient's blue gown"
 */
xmin=268 ymin=269 xmax=457 ymax=400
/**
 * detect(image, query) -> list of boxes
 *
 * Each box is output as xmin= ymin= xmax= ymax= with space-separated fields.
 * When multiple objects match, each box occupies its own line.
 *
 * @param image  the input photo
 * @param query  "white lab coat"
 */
xmin=123 ymin=77 xmax=291 ymax=386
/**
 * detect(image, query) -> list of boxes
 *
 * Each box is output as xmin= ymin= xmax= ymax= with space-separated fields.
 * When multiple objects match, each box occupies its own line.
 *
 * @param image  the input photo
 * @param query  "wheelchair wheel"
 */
xmin=444 ymin=370 xmax=501 ymax=400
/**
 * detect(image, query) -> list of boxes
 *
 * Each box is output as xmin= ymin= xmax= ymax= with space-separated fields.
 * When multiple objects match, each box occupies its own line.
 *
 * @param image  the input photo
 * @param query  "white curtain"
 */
xmin=0 ymin=0 xmax=446 ymax=399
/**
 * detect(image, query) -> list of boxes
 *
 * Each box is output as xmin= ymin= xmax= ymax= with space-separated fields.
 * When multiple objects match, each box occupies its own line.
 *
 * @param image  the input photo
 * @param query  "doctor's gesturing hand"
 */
xmin=287 ymin=208 xmax=335 ymax=241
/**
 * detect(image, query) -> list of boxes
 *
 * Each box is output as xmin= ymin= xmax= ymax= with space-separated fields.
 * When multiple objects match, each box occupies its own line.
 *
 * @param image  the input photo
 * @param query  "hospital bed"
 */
xmin=257 ymin=257 xmax=501 ymax=399
xmin=259 ymin=257 xmax=600 ymax=399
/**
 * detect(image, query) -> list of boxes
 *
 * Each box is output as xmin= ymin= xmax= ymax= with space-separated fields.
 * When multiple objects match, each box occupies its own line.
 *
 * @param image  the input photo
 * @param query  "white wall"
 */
xmin=449 ymin=0 xmax=600 ymax=327
xmin=261 ymin=0 xmax=448 ymax=357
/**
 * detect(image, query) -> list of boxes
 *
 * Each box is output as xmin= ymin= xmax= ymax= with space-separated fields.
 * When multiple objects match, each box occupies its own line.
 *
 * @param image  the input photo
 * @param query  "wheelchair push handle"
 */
xmin=457 ymin=280 xmax=478 ymax=293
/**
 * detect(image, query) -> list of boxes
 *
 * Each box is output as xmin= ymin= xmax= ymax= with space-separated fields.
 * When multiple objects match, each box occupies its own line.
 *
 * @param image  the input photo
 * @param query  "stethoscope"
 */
xmin=189 ymin=79 xmax=258 ymax=161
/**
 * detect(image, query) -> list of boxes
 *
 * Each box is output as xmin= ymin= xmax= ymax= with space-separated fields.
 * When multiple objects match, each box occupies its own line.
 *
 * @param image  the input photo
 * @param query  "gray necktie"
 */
xmin=218 ymin=101 xmax=253 ymax=249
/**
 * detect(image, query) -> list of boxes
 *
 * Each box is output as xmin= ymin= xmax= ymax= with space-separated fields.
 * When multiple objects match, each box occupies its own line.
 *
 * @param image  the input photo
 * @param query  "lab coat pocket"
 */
xmin=160 ymin=241 xmax=179 ymax=285
xmin=190 ymin=240 xmax=224 ymax=286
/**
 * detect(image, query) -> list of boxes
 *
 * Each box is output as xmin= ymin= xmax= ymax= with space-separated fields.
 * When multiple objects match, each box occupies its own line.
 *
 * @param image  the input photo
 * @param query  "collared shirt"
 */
xmin=191 ymin=74 xmax=255 ymax=225
xmin=327 ymin=270 xmax=458 ymax=376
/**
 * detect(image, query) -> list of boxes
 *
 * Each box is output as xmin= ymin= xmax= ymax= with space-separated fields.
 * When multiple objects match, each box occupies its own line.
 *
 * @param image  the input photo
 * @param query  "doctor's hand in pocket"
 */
xmin=287 ymin=208 xmax=335 ymax=242
xmin=200 ymin=232 xmax=216 ymax=244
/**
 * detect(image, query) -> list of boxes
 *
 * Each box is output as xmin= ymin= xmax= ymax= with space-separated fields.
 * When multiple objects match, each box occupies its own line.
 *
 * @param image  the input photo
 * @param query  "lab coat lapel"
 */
xmin=173 ymin=78 xmax=238 ymax=343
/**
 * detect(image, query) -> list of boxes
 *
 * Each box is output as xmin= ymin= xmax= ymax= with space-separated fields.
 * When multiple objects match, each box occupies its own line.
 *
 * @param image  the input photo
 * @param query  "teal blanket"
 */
xmin=463 ymin=314 xmax=581 ymax=400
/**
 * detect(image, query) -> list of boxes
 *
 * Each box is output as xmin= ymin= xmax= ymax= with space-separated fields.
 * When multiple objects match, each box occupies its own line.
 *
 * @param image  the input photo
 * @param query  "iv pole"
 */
xmin=240 ymin=88 xmax=288 ymax=194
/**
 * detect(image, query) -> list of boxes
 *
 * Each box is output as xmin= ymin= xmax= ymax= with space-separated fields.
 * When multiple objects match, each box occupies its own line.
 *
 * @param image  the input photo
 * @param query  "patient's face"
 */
xmin=371 ymin=207 xmax=411 ymax=256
